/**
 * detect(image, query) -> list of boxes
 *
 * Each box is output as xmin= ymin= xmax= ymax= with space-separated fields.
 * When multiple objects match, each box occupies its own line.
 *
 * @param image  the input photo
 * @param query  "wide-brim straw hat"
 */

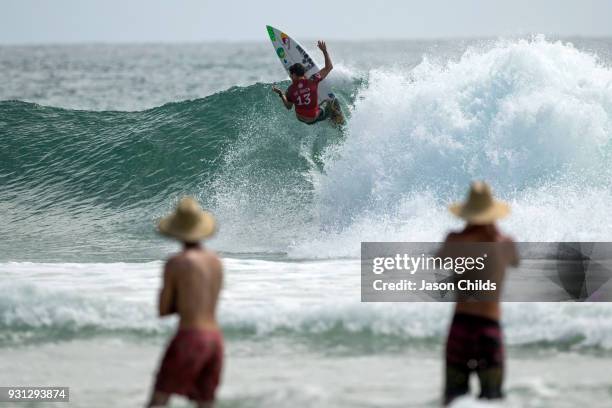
xmin=158 ymin=197 xmax=216 ymax=242
xmin=449 ymin=181 xmax=510 ymax=225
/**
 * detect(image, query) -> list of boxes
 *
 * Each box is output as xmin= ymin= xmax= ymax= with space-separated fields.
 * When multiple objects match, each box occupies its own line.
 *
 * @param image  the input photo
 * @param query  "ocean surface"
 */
xmin=2 ymin=36 xmax=612 ymax=407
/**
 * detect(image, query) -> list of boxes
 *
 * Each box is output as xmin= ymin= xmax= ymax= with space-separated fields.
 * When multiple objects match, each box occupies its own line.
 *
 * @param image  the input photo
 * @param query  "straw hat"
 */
xmin=449 ymin=181 xmax=510 ymax=224
xmin=158 ymin=197 xmax=216 ymax=242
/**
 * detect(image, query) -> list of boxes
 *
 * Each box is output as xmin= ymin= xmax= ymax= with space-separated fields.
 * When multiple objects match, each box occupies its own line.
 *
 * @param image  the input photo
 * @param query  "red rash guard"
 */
xmin=286 ymin=73 xmax=322 ymax=118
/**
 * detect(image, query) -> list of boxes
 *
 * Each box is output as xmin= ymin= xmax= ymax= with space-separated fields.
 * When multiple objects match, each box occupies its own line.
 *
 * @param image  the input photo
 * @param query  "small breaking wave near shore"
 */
xmin=1 ymin=260 xmax=612 ymax=351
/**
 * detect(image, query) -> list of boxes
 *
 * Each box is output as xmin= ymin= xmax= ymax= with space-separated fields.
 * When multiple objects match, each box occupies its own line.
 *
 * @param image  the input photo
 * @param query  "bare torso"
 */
xmin=444 ymin=224 xmax=518 ymax=321
xmin=161 ymin=245 xmax=223 ymax=331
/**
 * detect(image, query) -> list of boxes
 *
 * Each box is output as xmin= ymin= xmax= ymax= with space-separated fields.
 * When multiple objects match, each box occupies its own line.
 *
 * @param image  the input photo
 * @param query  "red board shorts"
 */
xmin=154 ymin=328 xmax=223 ymax=402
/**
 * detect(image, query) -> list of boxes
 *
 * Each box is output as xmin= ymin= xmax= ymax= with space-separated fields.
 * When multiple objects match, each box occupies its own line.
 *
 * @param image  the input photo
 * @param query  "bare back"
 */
xmin=160 ymin=246 xmax=223 ymax=330
xmin=444 ymin=224 xmax=518 ymax=321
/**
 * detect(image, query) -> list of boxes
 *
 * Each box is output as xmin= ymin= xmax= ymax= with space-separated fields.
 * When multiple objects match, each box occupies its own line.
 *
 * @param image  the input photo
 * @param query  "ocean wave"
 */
xmin=291 ymin=36 xmax=612 ymax=256
xmin=2 ymin=281 xmax=612 ymax=351
xmin=0 ymin=81 xmax=353 ymax=259
xmin=2 ymin=37 xmax=612 ymax=260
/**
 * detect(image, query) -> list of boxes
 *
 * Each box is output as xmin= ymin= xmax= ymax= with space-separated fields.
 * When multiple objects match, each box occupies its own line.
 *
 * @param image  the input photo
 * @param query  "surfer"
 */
xmin=148 ymin=197 xmax=224 ymax=408
xmin=438 ymin=182 xmax=519 ymax=405
xmin=272 ymin=40 xmax=341 ymax=125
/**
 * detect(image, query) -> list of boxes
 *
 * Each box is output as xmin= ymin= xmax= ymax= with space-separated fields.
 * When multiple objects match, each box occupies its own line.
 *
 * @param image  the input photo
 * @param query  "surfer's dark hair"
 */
xmin=289 ymin=63 xmax=305 ymax=76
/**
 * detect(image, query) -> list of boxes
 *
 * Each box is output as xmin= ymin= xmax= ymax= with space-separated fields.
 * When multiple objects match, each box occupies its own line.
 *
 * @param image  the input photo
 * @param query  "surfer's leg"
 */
xmin=314 ymin=101 xmax=331 ymax=123
xmin=327 ymin=98 xmax=345 ymax=125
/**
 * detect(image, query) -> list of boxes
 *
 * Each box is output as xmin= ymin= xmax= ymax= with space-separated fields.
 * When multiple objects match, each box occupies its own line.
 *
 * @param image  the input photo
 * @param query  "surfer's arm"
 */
xmin=317 ymin=40 xmax=333 ymax=80
xmin=272 ymin=86 xmax=293 ymax=110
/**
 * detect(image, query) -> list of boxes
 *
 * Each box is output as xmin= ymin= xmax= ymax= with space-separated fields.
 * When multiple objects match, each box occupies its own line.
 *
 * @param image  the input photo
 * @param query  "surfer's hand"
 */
xmin=272 ymin=86 xmax=283 ymax=95
xmin=317 ymin=41 xmax=327 ymax=53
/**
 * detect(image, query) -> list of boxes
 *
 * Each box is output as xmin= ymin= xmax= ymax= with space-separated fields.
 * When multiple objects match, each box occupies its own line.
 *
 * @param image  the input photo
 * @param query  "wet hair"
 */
xmin=289 ymin=63 xmax=306 ymax=77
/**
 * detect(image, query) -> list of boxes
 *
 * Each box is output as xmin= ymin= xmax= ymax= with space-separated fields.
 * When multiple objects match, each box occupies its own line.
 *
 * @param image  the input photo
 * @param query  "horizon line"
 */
xmin=2 ymin=33 xmax=612 ymax=47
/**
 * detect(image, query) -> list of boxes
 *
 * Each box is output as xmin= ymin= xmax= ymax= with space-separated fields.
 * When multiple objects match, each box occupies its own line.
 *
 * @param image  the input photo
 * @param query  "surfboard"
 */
xmin=266 ymin=25 xmax=344 ymax=124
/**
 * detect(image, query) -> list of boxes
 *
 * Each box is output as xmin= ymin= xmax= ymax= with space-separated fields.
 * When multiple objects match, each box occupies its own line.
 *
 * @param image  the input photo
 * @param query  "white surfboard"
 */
xmin=266 ymin=25 xmax=334 ymax=105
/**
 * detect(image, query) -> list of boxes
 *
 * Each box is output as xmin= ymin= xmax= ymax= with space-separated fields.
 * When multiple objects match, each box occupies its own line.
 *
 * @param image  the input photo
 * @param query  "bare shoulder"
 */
xmin=162 ymin=255 xmax=184 ymax=282
xmin=203 ymin=250 xmax=223 ymax=275
xmin=164 ymin=255 xmax=182 ymax=270
xmin=181 ymin=249 xmax=223 ymax=275
xmin=496 ymin=232 xmax=519 ymax=265
xmin=444 ymin=231 xmax=462 ymax=243
xmin=499 ymin=234 xmax=518 ymax=254
xmin=437 ymin=232 xmax=460 ymax=257
xmin=167 ymin=252 xmax=195 ymax=269
xmin=497 ymin=233 xmax=516 ymax=244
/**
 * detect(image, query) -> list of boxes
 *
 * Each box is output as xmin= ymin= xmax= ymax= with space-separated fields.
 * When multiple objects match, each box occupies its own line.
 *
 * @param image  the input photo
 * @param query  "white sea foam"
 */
xmin=288 ymin=37 xmax=612 ymax=258
xmin=2 ymin=260 xmax=612 ymax=350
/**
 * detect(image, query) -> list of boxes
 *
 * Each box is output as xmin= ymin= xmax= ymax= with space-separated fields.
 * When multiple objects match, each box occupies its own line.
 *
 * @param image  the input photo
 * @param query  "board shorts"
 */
xmin=154 ymin=328 xmax=223 ymax=402
xmin=444 ymin=313 xmax=504 ymax=404
xmin=297 ymin=101 xmax=331 ymax=125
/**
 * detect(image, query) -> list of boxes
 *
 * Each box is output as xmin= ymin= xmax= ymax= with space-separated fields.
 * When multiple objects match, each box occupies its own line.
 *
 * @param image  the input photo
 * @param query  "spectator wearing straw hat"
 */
xmin=148 ymin=197 xmax=223 ymax=408
xmin=441 ymin=182 xmax=519 ymax=405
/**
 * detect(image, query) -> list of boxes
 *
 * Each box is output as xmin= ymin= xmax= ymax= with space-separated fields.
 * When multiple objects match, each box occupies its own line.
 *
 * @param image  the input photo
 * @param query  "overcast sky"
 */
xmin=2 ymin=0 xmax=612 ymax=44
